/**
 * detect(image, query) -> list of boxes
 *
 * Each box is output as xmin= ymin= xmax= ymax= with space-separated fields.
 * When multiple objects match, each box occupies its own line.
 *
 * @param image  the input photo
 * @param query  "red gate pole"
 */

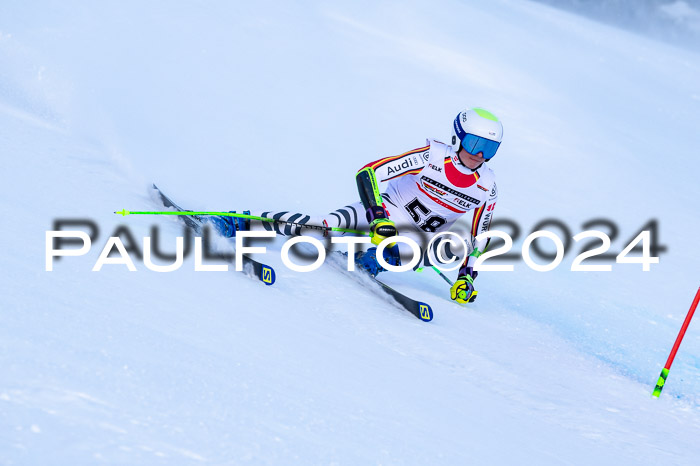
xmin=652 ymin=287 xmax=700 ymax=398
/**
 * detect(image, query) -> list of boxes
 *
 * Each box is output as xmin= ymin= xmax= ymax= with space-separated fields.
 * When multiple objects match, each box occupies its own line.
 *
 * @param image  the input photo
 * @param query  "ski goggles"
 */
xmin=460 ymin=133 xmax=501 ymax=160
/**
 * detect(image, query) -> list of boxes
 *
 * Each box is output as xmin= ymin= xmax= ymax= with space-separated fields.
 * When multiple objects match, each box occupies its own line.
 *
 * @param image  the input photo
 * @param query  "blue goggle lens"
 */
xmin=461 ymin=134 xmax=501 ymax=160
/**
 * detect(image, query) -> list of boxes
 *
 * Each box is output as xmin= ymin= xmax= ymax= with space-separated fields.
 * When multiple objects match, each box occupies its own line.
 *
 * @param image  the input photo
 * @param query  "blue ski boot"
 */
xmin=355 ymin=245 xmax=401 ymax=277
xmin=208 ymin=210 xmax=250 ymax=238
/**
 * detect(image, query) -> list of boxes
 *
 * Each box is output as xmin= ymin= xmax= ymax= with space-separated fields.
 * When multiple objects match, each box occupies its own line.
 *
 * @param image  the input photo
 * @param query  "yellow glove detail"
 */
xmin=369 ymin=218 xmax=397 ymax=246
xmin=450 ymin=276 xmax=477 ymax=304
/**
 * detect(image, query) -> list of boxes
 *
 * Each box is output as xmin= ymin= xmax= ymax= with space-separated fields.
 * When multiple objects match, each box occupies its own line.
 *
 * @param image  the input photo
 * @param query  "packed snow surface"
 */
xmin=1 ymin=0 xmax=699 ymax=464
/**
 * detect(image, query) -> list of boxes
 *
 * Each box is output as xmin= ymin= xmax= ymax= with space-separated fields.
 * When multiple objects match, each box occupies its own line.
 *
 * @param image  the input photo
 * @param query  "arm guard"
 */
xmin=356 ymin=167 xmax=384 ymax=210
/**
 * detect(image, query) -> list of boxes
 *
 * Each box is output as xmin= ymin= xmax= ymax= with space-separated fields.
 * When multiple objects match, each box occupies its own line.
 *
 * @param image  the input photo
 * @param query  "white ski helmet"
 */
xmin=450 ymin=108 xmax=503 ymax=161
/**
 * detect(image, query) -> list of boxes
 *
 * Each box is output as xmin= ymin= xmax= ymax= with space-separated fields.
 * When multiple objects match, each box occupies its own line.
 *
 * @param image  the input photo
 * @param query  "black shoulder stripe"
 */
xmin=272 ymin=211 xmax=289 ymax=235
xmin=383 ymin=192 xmax=397 ymax=208
xmin=285 ymin=213 xmax=303 ymax=236
xmin=345 ymin=205 xmax=358 ymax=229
xmin=261 ymin=212 xmax=273 ymax=232
xmin=296 ymin=215 xmax=311 ymax=236
xmin=334 ymin=208 xmax=351 ymax=229
xmin=329 ymin=212 xmax=342 ymax=228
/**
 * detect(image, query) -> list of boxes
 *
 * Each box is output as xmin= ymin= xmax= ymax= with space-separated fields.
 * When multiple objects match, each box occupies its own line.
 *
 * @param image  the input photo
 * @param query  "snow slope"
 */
xmin=531 ymin=0 xmax=700 ymax=49
xmin=1 ymin=0 xmax=700 ymax=464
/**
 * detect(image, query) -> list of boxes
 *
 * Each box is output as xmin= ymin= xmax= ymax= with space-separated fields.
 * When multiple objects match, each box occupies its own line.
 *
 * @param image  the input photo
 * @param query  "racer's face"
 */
xmin=458 ymin=147 xmax=485 ymax=169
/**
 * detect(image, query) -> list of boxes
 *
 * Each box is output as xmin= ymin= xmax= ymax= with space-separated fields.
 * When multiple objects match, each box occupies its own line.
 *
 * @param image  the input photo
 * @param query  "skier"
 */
xmin=210 ymin=107 xmax=502 ymax=304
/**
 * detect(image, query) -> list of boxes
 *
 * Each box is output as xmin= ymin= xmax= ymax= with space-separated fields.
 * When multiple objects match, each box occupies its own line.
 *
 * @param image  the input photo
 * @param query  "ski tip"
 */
xmin=260 ymin=265 xmax=276 ymax=286
xmin=115 ymin=209 xmax=129 ymax=216
xmin=418 ymin=302 xmax=433 ymax=322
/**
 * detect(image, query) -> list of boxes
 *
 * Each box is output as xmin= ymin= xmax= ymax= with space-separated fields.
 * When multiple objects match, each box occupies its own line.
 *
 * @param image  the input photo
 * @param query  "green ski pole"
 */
xmin=115 ymin=209 xmax=368 ymax=236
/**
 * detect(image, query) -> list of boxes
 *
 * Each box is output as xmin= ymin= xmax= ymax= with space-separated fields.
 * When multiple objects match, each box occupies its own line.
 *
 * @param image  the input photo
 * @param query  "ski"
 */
xmin=149 ymin=185 xmax=431 ymax=317
xmin=151 ymin=184 xmax=276 ymax=286
xmin=371 ymin=277 xmax=434 ymax=322
xmin=328 ymin=252 xmax=433 ymax=322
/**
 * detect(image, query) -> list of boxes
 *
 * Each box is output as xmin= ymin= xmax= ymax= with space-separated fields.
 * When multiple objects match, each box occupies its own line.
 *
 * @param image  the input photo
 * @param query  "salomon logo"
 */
xmin=419 ymin=303 xmax=433 ymax=321
xmin=261 ymin=266 xmax=275 ymax=286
